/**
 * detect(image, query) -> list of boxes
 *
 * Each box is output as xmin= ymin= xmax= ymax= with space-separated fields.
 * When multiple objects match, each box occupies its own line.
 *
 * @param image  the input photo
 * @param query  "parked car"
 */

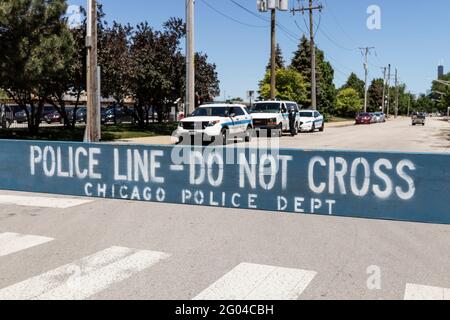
xmin=355 ymin=113 xmax=373 ymax=125
xmin=103 ymin=107 xmax=135 ymax=124
xmin=250 ymin=101 xmax=301 ymax=136
xmin=372 ymin=112 xmax=386 ymax=123
xmin=68 ymin=107 xmax=87 ymax=123
xmin=299 ymin=110 xmax=325 ymax=132
xmin=40 ymin=106 xmax=56 ymax=123
xmin=412 ymin=112 xmax=426 ymax=126
xmin=175 ymin=104 xmax=253 ymax=144
xmin=14 ymin=108 xmax=28 ymax=123
xmin=43 ymin=111 xmax=62 ymax=124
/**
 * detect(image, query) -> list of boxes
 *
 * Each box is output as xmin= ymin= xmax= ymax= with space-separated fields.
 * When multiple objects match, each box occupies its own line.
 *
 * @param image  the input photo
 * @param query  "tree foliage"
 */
xmin=0 ymin=0 xmax=74 ymax=133
xmin=335 ymin=88 xmax=362 ymax=117
xmin=341 ymin=73 xmax=365 ymax=100
xmin=0 ymin=1 xmax=220 ymax=133
xmin=367 ymin=78 xmax=384 ymax=112
xmin=259 ymin=68 xmax=308 ymax=104
xmin=266 ymin=43 xmax=285 ymax=71
xmin=290 ymin=35 xmax=336 ymax=115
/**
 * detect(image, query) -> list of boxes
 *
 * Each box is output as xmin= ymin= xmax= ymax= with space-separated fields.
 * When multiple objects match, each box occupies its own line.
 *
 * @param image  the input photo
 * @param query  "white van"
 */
xmin=250 ymin=101 xmax=301 ymax=136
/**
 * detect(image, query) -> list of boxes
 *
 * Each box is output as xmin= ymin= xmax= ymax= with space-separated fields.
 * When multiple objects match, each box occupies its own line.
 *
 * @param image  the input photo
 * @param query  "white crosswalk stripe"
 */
xmin=404 ymin=284 xmax=450 ymax=300
xmin=0 ymin=246 xmax=170 ymax=300
xmin=0 ymin=195 xmax=92 ymax=209
xmin=193 ymin=263 xmax=317 ymax=300
xmin=0 ymin=232 xmax=54 ymax=257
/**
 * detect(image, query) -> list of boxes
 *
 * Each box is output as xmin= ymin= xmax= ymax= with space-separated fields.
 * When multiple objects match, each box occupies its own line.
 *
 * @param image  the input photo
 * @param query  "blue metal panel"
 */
xmin=0 ymin=139 xmax=449 ymax=225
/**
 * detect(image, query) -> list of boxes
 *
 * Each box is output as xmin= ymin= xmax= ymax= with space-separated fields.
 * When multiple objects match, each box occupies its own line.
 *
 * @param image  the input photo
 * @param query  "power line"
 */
xmin=229 ymin=0 xmax=355 ymax=83
xmin=321 ymin=0 xmax=359 ymax=47
xmin=199 ymin=0 xmax=266 ymax=28
xmin=229 ymin=0 xmax=269 ymax=22
xmin=316 ymin=24 xmax=357 ymax=51
xmin=228 ymin=0 xmax=301 ymax=43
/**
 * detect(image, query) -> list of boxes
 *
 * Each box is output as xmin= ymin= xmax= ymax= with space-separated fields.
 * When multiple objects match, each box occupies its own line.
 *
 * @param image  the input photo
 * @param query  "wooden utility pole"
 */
xmin=359 ymin=46 xmax=375 ymax=113
xmin=394 ymin=68 xmax=399 ymax=118
xmin=386 ymin=64 xmax=391 ymax=118
xmin=407 ymin=94 xmax=411 ymax=117
xmin=86 ymin=0 xmax=100 ymax=142
xmin=292 ymin=0 xmax=323 ymax=110
xmin=270 ymin=8 xmax=276 ymax=100
xmin=381 ymin=66 xmax=387 ymax=114
xmin=185 ymin=0 xmax=195 ymax=115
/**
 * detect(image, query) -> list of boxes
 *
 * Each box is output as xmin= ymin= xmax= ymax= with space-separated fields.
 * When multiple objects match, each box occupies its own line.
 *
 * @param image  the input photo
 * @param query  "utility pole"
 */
xmin=394 ymin=68 xmax=399 ymax=118
xmin=258 ymin=1 xmax=289 ymax=100
xmin=85 ymin=0 xmax=100 ymax=143
xmin=381 ymin=67 xmax=387 ymax=114
xmin=359 ymin=46 xmax=375 ymax=113
xmin=407 ymin=94 xmax=410 ymax=117
xmin=270 ymin=8 xmax=276 ymax=100
xmin=185 ymin=0 xmax=195 ymax=115
xmin=292 ymin=0 xmax=323 ymax=110
xmin=386 ymin=64 xmax=391 ymax=118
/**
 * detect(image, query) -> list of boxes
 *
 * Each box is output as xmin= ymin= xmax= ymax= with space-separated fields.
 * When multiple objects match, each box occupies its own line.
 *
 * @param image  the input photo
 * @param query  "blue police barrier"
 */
xmin=0 ymin=139 xmax=449 ymax=224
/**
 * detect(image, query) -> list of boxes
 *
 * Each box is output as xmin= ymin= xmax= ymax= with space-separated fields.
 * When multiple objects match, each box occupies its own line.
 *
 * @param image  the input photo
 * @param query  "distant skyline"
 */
xmin=68 ymin=0 xmax=450 ymax=100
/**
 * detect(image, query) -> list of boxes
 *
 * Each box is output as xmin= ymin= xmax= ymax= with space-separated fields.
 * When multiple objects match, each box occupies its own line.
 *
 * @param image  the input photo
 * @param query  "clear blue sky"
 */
xmin=68 ymin=0 xmax=450 ymax=100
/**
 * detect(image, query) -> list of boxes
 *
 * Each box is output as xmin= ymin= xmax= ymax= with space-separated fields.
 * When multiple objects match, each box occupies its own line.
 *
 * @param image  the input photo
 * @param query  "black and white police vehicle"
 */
xmin=174 ymin=104 xmax=253 ymax=144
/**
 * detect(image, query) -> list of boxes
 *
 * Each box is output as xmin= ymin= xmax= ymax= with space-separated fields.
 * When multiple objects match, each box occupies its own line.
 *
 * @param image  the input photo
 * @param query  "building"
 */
xmin=438 ymin=65 xmax=444 ymax=79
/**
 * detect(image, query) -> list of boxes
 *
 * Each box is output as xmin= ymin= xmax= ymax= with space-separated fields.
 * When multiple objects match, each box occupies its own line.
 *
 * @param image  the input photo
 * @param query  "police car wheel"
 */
xmin=310 ymin=124 xmax=315 ymax=133
xmin=319 ymin=123 xmax=324 ymax=132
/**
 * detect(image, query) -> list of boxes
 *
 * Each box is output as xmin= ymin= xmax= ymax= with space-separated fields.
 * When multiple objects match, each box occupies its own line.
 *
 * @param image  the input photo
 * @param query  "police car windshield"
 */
xmin=300 ymin=112 xmax=314 ymax=117
xmin=251 ymin=103 xmax=280 ymax=113
xmin=192 ymin=107 xmax=229 ymax=117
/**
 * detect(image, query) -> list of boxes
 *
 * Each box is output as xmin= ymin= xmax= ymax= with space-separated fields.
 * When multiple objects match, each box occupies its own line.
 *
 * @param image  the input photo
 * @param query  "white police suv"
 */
xmin=175 ymin=104 xmax=253 ymax=144
xmin=250 ymin=101 xmax=301 ymax=136
xmin=299 ymin=109 xmax=325 ymax=132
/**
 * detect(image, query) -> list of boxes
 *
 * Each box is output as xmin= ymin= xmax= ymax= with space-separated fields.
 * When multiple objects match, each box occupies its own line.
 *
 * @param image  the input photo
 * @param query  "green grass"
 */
xmin=0 ymin=123 xmax=178 ymax=142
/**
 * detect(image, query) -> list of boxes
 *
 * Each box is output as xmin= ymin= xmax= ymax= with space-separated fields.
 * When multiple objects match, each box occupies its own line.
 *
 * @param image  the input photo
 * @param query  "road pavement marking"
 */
xmin=0 ymin=195 xmax=92 ymax=208
xmin=0 ymin=246 xmax=170 ymax=300
xmin=404 ymin=284 xmax=450 ymax=300
xmin=0 ymin=232 xmax=54 ymax=257
xmin=193 ymin=263 xmax=317 ymax=300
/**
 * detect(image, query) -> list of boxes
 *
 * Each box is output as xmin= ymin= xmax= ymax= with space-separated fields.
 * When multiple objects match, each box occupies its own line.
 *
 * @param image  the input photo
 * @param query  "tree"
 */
xmin=99 ymin=21 xmax=132 ymax=107
xmin=341 ymin=73 xmax=365 ymax=100
xmin=68 ymin=9 xmax=87 ymax=127
xmin=290 ymin=35 xmax=336 ymax=115
xmin=431 ymin=72 xmax=450 ymax=113
xmin=367 ymin=78 xmax=384 ymax=112
xmin=414 ymin=94 xmax=433 ymax=113
xmin=0 ymin=0 xmax=75 ymax=133
xmin=259 ymin=68 xmax=308 ymax=104
xmin=335 ymin=88 xmax=362 ymax=117
xmin=195 ymin=53 xmax=220 ymax=103
xmin=266 ymin=43 xmax=285 ymax=71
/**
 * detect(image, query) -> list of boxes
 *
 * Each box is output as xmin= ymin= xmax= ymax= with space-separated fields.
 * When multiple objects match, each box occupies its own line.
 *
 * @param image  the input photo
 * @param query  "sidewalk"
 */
xmin=114 ymin=135 xmax=174 ymax=145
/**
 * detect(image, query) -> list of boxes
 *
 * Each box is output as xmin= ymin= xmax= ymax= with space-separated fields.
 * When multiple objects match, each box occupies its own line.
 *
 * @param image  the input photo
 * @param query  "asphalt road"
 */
xmin=0 ymin=117 xmax=449 ymax=300
xmin=244 ymin=117 xmax=450 ymax=152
